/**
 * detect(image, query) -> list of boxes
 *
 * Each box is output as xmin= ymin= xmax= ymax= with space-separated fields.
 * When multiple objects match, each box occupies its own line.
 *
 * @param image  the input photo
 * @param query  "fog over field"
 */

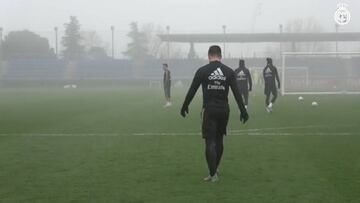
xmin=1 ymin=1 xmax=360 ymax=202
xmin=1 ymin=0 xmax=359 ymax=58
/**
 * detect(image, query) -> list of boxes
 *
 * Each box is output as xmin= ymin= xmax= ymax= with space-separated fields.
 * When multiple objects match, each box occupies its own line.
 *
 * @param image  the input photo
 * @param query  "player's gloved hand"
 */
xmin=240 ymin=111 xmax=249 ymax=124
xmin=249 ymin=87 xmax=252 ymax=92
xmin=181 ymin=105 xmax=189 ymax=118
xmin=278 ymin=84 xmax=281 ymax=89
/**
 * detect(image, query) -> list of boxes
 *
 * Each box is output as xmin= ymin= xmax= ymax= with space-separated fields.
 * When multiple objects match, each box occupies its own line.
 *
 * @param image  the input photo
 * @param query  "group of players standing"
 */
xmin=163 ymin=56 xmax=281 ymax=113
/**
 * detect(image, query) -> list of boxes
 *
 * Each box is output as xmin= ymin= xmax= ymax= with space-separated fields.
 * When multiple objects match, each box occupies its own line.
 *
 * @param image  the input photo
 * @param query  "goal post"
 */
xmin=281 ymin=52 xmax=360 ymax=95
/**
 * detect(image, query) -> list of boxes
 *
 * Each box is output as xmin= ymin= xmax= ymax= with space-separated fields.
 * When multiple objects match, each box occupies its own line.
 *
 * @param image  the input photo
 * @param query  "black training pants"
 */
xmin=264 ymin=86 xmax=277 ymax=106
xmin=202 ymin=106 xmax=229 ymax=176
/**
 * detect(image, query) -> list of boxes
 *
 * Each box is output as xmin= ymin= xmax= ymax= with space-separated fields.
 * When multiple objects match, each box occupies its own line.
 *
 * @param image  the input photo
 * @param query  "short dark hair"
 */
xmin=163 ymin=63 xmax=168 ymax=67
xmin=208 ymin=45 xmax=222 ymax=57
xmin=239 ymin=59 xmax=245 ymax=65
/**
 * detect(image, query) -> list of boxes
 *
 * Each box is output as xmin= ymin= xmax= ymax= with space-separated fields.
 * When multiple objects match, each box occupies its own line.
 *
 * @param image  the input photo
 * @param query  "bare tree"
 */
xmin=80 ymin=30 xmax=109 ymax=59
xmin=285 ymin=17 xmax=330 ymax=52
xmin=141 ymin=23 xmax=164 ymax=58
xmin=141 ymin=23 xmax=187 ymax=59
xmin=81 ymin=30 xmax=103 ymax=51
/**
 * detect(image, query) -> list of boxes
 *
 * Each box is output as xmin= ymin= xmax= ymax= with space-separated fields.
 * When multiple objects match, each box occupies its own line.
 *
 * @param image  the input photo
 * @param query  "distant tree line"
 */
xmin=1 ymin=16 xmax=180 ymax=61
xmin=2 ymin=30 xmax=55 ymax=59
xmin=1 ymin=16 xmax=109 ymax=60
xmin=2 ymin=16 xmax=333 ymax=61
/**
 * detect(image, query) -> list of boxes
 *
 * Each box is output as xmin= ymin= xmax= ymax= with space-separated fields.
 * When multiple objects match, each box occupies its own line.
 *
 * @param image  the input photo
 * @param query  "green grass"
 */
xmin=0 ymin=88 xmax=359 ymax=203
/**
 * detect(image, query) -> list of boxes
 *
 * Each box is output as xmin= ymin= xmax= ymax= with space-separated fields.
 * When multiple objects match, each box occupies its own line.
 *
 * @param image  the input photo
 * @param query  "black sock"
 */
xmin=215 ymin=135 xmax=224 ymax=170
xmin=205 ymin=139 xmax=217 ymax=176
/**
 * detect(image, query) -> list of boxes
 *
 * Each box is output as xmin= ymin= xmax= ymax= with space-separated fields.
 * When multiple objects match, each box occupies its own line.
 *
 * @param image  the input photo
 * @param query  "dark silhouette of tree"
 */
xmin=62 ymin=16 xmax=84 ymax=60
xmin=3 ymin=30 xmax=54 ymax=59
xmin=123 ymin=22 xmax=149 ymax=59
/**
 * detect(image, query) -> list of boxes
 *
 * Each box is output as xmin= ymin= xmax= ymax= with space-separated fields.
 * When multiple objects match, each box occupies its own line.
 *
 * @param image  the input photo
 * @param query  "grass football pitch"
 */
xmin=0 ymin=88 xmax=359 ymax=203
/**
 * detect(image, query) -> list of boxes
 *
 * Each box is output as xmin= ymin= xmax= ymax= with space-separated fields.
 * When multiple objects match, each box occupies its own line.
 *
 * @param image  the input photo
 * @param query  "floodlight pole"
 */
xmin=281 ymin=53 xmax=286 ymax=96
xmin=166 ymin=25 xmax=170 ymax=60
xmin=0 ymin=27 xmax=3 ymax=82
xmin=111 ymin=26 xmax=115 ymax=59
xmin=54 ymin=27 xmax=58 ymax=58
xmin=280 ymin=24 xmax=284 ymax=95
xmin=279 ymin=24 xmax=283 ymax=59
xmin=222 ymin=25 xmax=226 ymax=59
xmin=0 ymin=27 xmax=3 ymax=62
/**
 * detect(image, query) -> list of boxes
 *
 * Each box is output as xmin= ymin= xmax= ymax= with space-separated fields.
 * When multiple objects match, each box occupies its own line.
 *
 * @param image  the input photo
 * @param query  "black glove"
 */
xmin=249 ymin=87 xmax=252 ymax=92
xmin=240 ymin=111 xmax=249 ymax=124
xmin=278 ymin=84 xmax=281 ymax=89
xmin=181 ymin=105 xmax=189 ymax=118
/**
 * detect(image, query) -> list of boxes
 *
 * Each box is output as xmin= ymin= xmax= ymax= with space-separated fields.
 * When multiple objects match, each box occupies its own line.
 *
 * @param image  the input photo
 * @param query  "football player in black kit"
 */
xmin=180 ymin=45 xmax=249 ymax=182
xmin=235 ymin=59 xmax=252 ymax=109
xmin=163 ymin=63 xmax=172 ymax=107
xmin=263 ymin=58 xmax=280 ymax=113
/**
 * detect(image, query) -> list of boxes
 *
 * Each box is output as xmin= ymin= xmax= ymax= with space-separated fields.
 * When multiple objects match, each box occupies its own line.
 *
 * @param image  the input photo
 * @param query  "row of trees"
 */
xmin=1 ymin=16 xmax=332 ymax=60
xmin=1 ymin=16 xmax=170 ymax=60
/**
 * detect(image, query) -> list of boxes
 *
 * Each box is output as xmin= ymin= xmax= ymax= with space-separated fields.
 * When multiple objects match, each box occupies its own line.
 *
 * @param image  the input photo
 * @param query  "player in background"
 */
xmin=163 ymin=63 xmax=172 ymax=107
xmin=181 ymin=45 xmax=249 ymax=183
xmin=263 ymin=58 xmax=280 ymax=113
xmin=235 ymin=59 xmax=252 ymax=109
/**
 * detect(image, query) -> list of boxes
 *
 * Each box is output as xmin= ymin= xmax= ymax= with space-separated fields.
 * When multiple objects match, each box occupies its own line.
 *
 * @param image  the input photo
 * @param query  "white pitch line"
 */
xmin=132 ymin=125 xmax=356 ymax=136
xmin=0 ymin=133 xmax=119 ymax=137
xmin=0 ymin=132 xmax=356 ymax=137
xmin=230 ymin=132 xmax=355 ymax=136
xmin=132 ymin=132 xmax=356 ymax=136
xmin=228 ymin=124 xmax=354 ymax=133
xmin=132 ymin=132 xmax=201 ymax=136
xmin=0 ymin=125 xmax=352 ymax=137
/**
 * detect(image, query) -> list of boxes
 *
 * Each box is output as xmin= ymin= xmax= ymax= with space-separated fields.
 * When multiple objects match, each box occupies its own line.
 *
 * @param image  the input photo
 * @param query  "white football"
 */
xmin=311 ymin=101 xmax=319 ymax=106
xmin=298 ymin=96 xmax=304 ymax=101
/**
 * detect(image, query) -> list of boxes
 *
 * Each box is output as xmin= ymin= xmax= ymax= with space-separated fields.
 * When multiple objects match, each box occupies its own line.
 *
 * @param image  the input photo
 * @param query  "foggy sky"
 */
xmin=1 ymin=0 xmax=359 ymax=58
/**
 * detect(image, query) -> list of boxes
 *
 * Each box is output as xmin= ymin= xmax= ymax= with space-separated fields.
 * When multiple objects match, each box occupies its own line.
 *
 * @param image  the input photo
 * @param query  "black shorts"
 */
xmin=264 ymin=86 xmax=277 ymax=96
xmin=202 ymin=105 xmax=230 ymax=139
xmin=164 ymin=82 xmax=171 ymax=98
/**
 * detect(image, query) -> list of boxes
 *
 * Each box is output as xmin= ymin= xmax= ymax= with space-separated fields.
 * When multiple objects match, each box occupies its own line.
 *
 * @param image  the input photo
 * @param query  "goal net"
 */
xmin=281 ymin=52 xmax=360 ymax=95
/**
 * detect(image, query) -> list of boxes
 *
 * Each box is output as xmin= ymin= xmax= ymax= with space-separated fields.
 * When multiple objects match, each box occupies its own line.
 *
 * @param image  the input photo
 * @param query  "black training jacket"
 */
xmin=182 ymin=61 xmax=246 ymax=113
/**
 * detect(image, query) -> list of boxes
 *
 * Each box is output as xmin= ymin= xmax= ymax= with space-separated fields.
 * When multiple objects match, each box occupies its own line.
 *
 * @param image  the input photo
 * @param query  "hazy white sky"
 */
xmin=1 ymin=0 xmax=359 ymax=57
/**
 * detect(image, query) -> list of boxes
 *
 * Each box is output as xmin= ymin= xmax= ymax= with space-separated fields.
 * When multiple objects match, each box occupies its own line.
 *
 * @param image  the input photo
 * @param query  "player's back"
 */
xmin=197 ymin=61 xmax=236 ymax=107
